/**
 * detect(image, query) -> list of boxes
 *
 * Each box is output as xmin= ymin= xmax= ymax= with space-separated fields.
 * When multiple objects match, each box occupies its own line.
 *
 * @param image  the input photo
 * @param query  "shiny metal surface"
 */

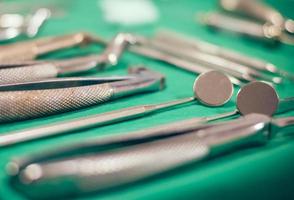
xmin=8 ymin=114 xmax=294 ymax=198
xmin=0 ymin=33 xmax=136 ymax=84
xmin=153 ymin=29 xmax=294 ymax=81
xmin=0 ymin=71 xmax=231 ymax=146
xmin=0 ymin=67 xmax=164 ymax=122
xmin=140 ymin=34 xmax=282 ymax=84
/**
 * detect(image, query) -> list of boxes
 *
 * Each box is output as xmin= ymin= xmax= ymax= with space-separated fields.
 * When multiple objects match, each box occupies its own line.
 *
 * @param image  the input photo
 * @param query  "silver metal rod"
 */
xmin=130 ymin=45 xmax=243 ymax=86
xmin=154 ymin=29 xmax=294 ymax=80
xmin=0 ymin=97 xmax=194 ymax=147
xmin=143 ymin=37 xmax=282 ymax=84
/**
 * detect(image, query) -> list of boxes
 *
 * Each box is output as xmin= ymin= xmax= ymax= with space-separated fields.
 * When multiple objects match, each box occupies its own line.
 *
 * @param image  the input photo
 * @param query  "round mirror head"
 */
xmin=193 ymin=70 xmax=233 ymax=106
xmin=237 ymin=81 xmax=279 ymax=116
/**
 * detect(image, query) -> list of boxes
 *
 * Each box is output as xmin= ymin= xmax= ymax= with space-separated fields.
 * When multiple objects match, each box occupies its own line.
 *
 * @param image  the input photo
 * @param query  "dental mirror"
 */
xmin=194 ymin=70 xmax=233 ymax=106
xmin=237 ymin=81 xmax=279 ymax=116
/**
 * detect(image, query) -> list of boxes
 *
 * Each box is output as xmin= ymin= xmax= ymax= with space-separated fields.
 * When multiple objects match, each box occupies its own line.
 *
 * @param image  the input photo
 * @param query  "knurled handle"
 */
xmin=0 ymin=63 xmax=58 ymax=84
xmin=20 ymin=133 xmax=209 ymax=195
xmin=0 ymin=83 xmax=114 ymax=123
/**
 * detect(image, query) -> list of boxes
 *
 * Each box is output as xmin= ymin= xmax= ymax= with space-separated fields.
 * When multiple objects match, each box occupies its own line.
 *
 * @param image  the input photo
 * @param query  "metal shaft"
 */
xmin=0 ymin=97 xmax=193 ymax=147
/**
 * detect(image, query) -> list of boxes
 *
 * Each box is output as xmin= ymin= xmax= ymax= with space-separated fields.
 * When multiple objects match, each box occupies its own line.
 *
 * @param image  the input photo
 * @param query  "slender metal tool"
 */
xmin=0 ymin=67 xmax=164 ymax=122
xmin=138 ymin=35 xmax=282 ymax=84
xmin=7 ymin=114 xmax=294 ymax=198
xmin=0 ymin=32 xmax=103 ymax=62
xmin=199 ymin=12 xmax=294 ymax=45
xmin=0 ymin=70 xmax=233 ymax=147
xmin=83 ymin=33 xmax=244 ymax=86
xmin=153 ymin=29 xmax=294 ymax=80
xmin=219 ymin=0 xmax=294 ymax=34
xmin=0 ymin=33 xmax=136 ymax=84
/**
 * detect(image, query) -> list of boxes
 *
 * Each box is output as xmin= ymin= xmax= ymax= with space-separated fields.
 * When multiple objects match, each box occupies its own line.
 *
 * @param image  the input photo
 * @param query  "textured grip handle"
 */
xmin=0 ymin=63 xmax=58 ymax=84
xmin=19 ymin=133 xmax=209 ymax=196
xmin=0 ymin=84 xmax=114 ymax=122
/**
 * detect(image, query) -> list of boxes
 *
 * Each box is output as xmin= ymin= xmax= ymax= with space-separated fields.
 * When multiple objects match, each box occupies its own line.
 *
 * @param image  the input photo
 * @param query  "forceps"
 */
xmin=0 ymin=33 xmax=136 ymax=84
xmin=7 ymin=114 xmax=294 ymax=198
xmin=219 ymin=0 xmax=294 ymax=35
xmin=0 ymin=32 xmax=102 ymax=62
xmin=0 ymin=67 xmax=164 ymax=122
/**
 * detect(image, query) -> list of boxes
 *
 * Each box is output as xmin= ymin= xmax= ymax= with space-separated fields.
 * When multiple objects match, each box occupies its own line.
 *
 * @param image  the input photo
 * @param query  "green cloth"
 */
xmin=0 ymin=0 xmax=294 ymax=199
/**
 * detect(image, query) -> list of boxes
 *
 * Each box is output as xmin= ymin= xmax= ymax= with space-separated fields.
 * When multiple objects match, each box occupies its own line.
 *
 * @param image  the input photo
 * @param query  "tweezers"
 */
xmin=0 ymin=33 xmax=136 ymax=84
xmin=0 ymin=67 xmax=164 ymax=122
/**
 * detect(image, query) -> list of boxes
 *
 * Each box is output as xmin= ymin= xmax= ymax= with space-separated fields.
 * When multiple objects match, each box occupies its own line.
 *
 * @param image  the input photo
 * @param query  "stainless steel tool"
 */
xmin=153 ymin=29 xmax=294 ymax=80
xmin=138 ymin=35 xmax=282 ymax=84
xmin=7 ymin=113 xmax=294 ymax=198
xmin=219 ymin=0 xmax=294 ymax=34
xmin=199 ymin=12 xmax=294 ymax=45
xmin=73 ymin=32 xmax=243 ymax=86
xmin=92 ymin=32 xmax=288 ymax=85
xmin=0 ymin=67 xmax=164 ymax=122
xmin=0 ymin=33 xmax=136 ymax=84
xmin=0 ymin=32 xmax=103 ymax=62
xmin=0 ymin=70 xmax=233 ymax=147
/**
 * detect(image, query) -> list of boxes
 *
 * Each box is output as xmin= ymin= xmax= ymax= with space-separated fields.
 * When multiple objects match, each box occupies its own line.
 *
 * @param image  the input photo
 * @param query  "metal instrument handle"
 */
xmin=0 ymin=83 xmax=114 ymax=122
xmin=14 ymin=133 xmax=210 ymax=197
xmin=219 ymin=0 xmax=284 ymax=27
xmin=200 ymin=12 xmax=280 ymax=42
xmin=0 ymin=67 xmax=164 ymax=122
xmin=0 ymin=63 xmax=58 ymax=84
xmin=12 ymin=114 xmax=271 ymax=197
xmin=0 ymin=32 xmax=94 ymax=62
